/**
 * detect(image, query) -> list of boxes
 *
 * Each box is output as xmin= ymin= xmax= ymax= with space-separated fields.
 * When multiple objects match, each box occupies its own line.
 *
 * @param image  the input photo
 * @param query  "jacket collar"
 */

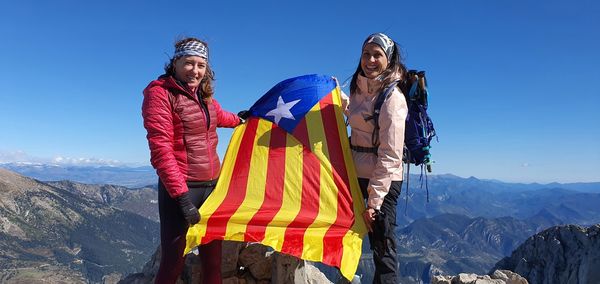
xmin=356 ymin=72 xmax=402 ymax=96
xmin=159 ymin=75 xmax=200 ymax=103
xmin=357 ymin=74 xmax=383 ymax=97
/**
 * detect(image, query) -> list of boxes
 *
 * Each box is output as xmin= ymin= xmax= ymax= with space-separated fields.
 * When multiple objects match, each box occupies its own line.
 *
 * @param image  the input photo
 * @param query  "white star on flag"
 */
xmin=265 ymin=96 xmax=301 ymax=124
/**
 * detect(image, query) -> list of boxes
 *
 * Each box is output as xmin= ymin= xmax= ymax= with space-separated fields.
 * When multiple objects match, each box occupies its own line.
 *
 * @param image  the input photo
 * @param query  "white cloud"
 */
xmin=0 ymin=150 xmax=127 ymax=167
xmin=0 ymin=150 xmax=41 ymax=163
xmin=51 ymin=156 xmax=123 ymax=166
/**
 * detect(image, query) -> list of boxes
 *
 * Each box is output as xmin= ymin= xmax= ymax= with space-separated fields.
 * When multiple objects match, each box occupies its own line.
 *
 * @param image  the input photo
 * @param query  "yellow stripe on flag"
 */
xmin=185 ymin=123 xmax=246 ymax=253
xmin=332 ymin=87 xmax=366 ymax=231
xmin=224 ymin=119 xmax=272 ymax=241
xmin=333 ymin=86 xmax=368 ymax=279
xmin=261 ymin=133 xmax=304 ymax=251
xmin=300 ymin=103 xmax=338 ymax=261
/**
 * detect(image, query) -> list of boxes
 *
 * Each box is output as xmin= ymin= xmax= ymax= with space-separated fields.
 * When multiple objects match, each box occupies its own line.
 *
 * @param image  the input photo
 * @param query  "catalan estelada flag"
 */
xmin=185 ymin=74 xmax=367 ymax=280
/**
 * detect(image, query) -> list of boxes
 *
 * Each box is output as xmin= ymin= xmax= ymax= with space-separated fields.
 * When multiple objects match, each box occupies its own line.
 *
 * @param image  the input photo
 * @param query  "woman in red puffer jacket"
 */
xmin=142 ymin=37 xmax=242 ymax=284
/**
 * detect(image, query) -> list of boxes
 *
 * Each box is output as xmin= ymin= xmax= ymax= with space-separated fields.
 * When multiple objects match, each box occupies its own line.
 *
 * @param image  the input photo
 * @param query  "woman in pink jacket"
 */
xmin=344 ymin=33 xmax=408 ymax=283
xmin=142 ymin=37 xmax=242 ymax=284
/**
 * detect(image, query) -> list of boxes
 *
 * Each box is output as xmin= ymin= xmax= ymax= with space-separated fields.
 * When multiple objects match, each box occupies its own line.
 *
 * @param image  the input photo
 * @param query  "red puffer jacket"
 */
xmin=142 ymin=75 xmax=240 ymax=198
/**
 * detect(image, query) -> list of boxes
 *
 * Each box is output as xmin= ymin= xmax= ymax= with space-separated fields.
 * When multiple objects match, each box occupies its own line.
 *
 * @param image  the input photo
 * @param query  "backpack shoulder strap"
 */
xmin=369 ymin=80 xmax=401 ymax=147
xmin=373 ymin=80 xmax=401 ymax=119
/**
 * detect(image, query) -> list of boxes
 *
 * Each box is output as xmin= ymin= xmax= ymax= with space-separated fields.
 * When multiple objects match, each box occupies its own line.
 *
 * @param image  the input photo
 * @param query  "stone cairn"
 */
xmin=432 ymin=270 xmax=528 ymax=284
xmin=119 ymin=241 xmax=335 ymax=283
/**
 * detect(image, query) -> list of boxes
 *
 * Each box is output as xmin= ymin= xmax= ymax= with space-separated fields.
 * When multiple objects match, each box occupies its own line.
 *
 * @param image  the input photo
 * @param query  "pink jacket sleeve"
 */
xmin=213 ymin=99 xmax=242 ymax=128
xmin=367 ymin=88 xmax=408 ymax=209
xmin=142 ymin=86 xmax=188 ymax=198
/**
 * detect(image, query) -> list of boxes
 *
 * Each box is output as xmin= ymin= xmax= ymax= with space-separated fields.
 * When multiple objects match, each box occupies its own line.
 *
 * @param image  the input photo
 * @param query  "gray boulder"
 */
xmin=494 ymin=224 xmax=600 ymax=284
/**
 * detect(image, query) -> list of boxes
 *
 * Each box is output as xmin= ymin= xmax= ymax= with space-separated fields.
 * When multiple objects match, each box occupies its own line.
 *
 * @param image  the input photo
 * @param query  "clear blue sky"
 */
xmin=1 ymin=0 xmax=598 ymax=183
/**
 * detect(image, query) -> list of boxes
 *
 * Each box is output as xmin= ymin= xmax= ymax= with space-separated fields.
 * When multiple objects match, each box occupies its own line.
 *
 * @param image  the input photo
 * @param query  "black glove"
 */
xmin=176 ymin=192 xmax=200 ymax=225
xmin=238 ymin=110 xmax=250 ymax=120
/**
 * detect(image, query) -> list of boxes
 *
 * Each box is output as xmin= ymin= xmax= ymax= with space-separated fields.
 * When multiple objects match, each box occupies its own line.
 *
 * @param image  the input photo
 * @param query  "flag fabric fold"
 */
xmin=185 ymin=74 xmax=367 ymax=280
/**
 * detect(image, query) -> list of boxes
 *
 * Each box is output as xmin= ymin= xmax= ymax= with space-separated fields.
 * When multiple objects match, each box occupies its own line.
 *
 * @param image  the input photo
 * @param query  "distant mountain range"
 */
xmin=1 ymin=166 xmax=599 ymax=283
xmin=0 ymin=163 xmax=157 ymax=188
xmin=46 ymin=180 xmax=159 ymax=222
xmin=388 ymin=214 xmax=535 ymax=283
xmin=392 ymin=174 xmax=600 ymax=228
xmin=0 ymin=168 xmax=158 ymax=283
xmin=356 ymin=174 xmax=600 ymax=283
xmin=2 ymin=163 xmax=598 ymax=196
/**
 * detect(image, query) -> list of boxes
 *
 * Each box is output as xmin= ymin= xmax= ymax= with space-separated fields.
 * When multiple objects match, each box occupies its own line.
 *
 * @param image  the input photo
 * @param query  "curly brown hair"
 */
xmin=164 ymin=37 xmax=215 ymax=100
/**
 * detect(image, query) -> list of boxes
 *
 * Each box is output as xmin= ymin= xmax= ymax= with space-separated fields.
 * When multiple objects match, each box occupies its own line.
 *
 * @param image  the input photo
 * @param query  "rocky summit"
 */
xmin=494 ymin=224 xmax=600 ymax=284
xmin=119 ymin=242 xmax=336 ymax=284
xmin=432 ymin=270 xmax=528 ymax=284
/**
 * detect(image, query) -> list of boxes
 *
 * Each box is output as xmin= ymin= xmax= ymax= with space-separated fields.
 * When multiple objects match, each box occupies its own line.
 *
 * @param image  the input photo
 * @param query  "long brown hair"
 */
xmin=349 ymin=40 xmax=408 ymax=95
xmin=164 ymin=37 xmax=215 ymax=100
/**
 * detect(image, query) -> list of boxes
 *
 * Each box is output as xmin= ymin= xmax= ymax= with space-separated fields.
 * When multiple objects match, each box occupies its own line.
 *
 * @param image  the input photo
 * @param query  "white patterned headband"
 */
xmin=363 ymin=33 xmax=394 ymax=60
xmin=173 ymin=40 xmax=208 ymax=60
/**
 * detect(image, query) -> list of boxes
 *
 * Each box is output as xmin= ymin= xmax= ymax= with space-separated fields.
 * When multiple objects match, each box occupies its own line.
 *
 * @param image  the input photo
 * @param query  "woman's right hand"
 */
xmin=176 ymin=192 xmax=200 ymax=225
xmin=238 ymin=110 xmax=250 ymax=124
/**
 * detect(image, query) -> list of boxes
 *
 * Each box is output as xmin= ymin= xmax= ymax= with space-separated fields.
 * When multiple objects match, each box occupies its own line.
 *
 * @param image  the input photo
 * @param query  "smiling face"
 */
xmin=360 ymin=43 xmax=389 ymax=79
xmin=173 ymin=55 xmax=207 ymax=90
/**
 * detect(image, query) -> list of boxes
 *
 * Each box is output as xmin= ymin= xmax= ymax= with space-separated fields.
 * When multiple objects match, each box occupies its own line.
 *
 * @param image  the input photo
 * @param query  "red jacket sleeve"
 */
xmin=213 ymin=99 xmax=241 ymax=128
xmin=142 ymin=86 xmax=188 ymax=198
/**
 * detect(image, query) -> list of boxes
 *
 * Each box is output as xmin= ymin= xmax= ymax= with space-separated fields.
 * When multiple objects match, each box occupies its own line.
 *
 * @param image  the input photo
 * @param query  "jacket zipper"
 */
xmin=175 ymin=78 xmax=215 ymax=179
xmin=198 ymin=97 xmax=215 ymax=178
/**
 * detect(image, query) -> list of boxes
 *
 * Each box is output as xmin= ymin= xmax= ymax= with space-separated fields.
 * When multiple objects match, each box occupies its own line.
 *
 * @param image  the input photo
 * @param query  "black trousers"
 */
xmin=155 ymin=180 xmax=221 ymax=284
xmin=358 ymin=178 xmax=402 ymax=284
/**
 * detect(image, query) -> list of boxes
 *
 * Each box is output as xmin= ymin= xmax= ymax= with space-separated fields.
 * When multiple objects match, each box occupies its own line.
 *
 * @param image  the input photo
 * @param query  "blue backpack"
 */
xmin=371 ymin=70 xmax=437 ymax=203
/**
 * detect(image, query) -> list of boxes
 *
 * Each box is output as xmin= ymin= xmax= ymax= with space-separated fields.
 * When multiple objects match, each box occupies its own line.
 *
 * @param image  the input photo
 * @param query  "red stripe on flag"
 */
xmin=204 ymin=118 xmax=259 ymax=242
xmin=292 ymin=115 xmax=310 ymax=147
xmin=280 ymin=119 xmax=322 ymax=256
xmin=243 ymin=124 xmax=287 ymax=242
xmin=319 ymin=93 xmax=355 ymax=267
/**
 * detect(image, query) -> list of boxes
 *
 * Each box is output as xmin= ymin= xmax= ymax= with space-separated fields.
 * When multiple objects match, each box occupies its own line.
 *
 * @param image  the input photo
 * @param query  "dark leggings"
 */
xmin=155 ymin=180 xmax=222 ymax=284
xmin=358 ymin=178 xmax=402 ymax=284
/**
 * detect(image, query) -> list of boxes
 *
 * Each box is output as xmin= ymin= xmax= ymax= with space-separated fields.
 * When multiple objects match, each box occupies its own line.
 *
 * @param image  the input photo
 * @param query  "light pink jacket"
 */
xmin=342 ymin=74 xmax=408 ymax=210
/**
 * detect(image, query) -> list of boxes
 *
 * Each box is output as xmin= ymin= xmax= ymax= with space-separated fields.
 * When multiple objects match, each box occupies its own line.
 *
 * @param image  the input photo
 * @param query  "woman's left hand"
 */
xmin=363 ymin=207 xmax=376 ymax=232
